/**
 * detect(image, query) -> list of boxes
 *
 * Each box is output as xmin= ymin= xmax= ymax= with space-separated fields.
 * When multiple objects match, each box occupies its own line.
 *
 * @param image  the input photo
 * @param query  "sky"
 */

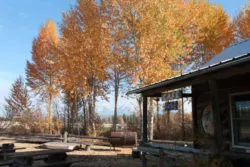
xmin=0 ymin=0 xmax=248 ymax=116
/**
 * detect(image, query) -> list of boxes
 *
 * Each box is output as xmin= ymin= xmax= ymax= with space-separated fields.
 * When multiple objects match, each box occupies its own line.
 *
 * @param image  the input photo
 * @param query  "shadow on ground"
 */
xmin=68 ymin=154 xmax=182 ymax=167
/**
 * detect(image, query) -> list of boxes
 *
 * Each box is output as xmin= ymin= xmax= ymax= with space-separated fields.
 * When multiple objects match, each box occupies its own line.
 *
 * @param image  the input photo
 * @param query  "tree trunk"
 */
xmin=67 ymin=105 xmax=70 ymax=133
xmin=137 ymin=96 xmax=143 ymax=140
xmin=48 ymin=93 xmax=53 ymax=134
xmin=62 ymin=104 xmax=67 ymax=133
xmin=88 ymin=92 xmax=96 ymax=136
xmin=70 ymin=100 xmax=74 ymax=133
xmin=113 ymin=84 xmax=119 ymax=131
xmin=148 ymin=98 xmax=154 ymax=140
xmin=88 ymin=96 xmax=92 ymax=135
xmin=72 ymin=92 xmax=79 ymax=134
xmin=92 ymin=88 xmax=97 ymax=136
xmin=82 ymin=99 xmax=87 ymax=135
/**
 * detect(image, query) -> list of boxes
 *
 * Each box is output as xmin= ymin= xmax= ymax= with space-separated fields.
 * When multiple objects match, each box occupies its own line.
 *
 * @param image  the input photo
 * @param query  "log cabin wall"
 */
xmin=193 ymin=72 xmax=250 ymax=152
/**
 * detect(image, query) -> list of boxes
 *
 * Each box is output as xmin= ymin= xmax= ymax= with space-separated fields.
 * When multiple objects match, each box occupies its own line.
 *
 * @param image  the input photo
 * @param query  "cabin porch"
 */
xmin=128 ymin=54 xmax=250 ymax=166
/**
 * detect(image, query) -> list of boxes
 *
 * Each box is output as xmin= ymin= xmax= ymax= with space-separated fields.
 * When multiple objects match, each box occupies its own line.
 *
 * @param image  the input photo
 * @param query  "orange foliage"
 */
xmin=57 ymin=0 xmax=111 ymax=135
xmin=58 ymin=0 xmax=110 ymax=96
xmin=26 ymin=20 xmax=59 ymax=133
xmin=110 ymin=0 xmax=235 ymax=86
xmin=235 ymin=5 xmax=250 ymax=40
xmin=192 ymin=0 xmax=235 ymax=65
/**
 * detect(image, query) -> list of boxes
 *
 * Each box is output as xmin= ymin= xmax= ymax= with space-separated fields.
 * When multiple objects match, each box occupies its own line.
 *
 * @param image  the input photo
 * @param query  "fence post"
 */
xmin=64 ymin=131 xmax=68 ymax=143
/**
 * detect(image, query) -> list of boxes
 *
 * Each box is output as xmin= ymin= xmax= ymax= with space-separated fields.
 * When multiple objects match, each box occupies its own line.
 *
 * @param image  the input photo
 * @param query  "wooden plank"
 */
xmin=9 ymin=150 xmax=67 ymax=158
xmin=145 ymin=143 xmax=211 ymax=155
xmin=43 ymin=142 xmax=81 ymax=151
xmin=68 ymin=134 xmax=109 ymax=141
xmin=36 ymin=160 xmax=84 ymax=167
xmin=17 ymin=137 xmax=61 ymax=144
xmin=138 ymin=146 xmax=193 ymax=160
xmin=149 ymin=139 xmax=193 ymax=146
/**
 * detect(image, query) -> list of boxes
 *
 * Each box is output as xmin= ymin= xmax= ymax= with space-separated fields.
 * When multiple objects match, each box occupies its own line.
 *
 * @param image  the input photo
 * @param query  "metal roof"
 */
xmin=202 ymin=38 xmax=250 ymax=67
xmin=127 ymin=39 xmax=250 ymax=95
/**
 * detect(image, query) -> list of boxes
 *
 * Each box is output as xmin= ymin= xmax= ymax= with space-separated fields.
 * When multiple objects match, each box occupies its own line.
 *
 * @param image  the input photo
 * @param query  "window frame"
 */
xmin=230 ymin=92 xmax=250 ymax=149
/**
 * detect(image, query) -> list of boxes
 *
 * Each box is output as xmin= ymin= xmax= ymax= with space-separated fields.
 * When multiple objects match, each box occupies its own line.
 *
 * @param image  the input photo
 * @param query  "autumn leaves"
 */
xmin=4 ymin=0 xmax=250 ymax=135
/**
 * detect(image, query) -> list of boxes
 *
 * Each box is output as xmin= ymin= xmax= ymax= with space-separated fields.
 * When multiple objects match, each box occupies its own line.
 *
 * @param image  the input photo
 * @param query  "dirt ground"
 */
xmin=0 ymin=136 xmax=181 ymax=167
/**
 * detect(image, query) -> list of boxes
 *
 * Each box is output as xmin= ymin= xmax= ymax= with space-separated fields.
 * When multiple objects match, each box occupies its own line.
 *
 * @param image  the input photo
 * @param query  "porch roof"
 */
xmin=127 ymin=51 xmax=250 ymax=97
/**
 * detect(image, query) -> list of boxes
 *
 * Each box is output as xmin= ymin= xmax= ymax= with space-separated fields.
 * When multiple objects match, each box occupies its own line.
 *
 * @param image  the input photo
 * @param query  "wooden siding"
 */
xmin=193 ymin=72 xmax=250 ymax=152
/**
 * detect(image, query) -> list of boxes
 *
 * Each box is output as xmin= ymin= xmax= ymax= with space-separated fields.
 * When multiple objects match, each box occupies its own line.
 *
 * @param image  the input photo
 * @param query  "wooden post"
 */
xmin=64 ymin=131 xmax=68 ymax=143
xmin=191 ymin=90 xmax=198 ymax=148
xmin=142 ymin=95 xmax=148 ymax=144
xmin=155 ymin=98 xmax=160 ymax=133
xmin=181 ymin=95 xmax=185 ymax=141
xmin=85 ymin=145 xmax=91 ymax=151
xmin=148 ymin=98 xmax=154 ymax=140
xmin=142 ymin=95 xmax=148 ymax=167
xmin=209 ymin=80 xmax=222 ymax=150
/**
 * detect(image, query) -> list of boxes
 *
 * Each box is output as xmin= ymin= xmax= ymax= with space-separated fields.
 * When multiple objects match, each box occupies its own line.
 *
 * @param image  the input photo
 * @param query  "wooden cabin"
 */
xmin=127 ymin=39 xmax=250 ymax=166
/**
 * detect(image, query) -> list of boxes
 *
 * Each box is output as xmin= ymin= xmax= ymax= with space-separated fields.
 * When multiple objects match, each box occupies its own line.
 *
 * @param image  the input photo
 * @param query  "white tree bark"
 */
xmin=148 ymin=98 xmax=154 ymax=140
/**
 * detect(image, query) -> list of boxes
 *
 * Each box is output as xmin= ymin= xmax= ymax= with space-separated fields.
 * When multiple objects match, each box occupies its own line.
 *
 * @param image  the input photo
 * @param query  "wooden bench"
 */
xmin=0 ymin=143 xmax=25 ymax=160
xmin=0 ymin=148 xmax=25 ymax=161
xmin=0 ymin=143 xmax=15 ymax=154
xmin=0 ymin=159 xmax=78 ymax=167
xmin=137 ymin=143 xmax=213 ymax=167
xmin=137 ymin=145 xmax=193 ymax=167
xmin=2 ymin=150 xmax=68 ymax=167
xmin=0 ymin=160 xmax=12 ymax=166
xmin=0 ymin=158 xmax=83 ymax=167
xmin=36 ymin=159 xmax=85 ymax=167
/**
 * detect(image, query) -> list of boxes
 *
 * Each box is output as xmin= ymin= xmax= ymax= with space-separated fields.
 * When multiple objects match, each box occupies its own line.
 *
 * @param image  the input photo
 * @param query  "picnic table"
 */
xmin=0 ymin=143 xmax=25 ymax=160
xmin=0 ymin=149 xmax=68 ymax=167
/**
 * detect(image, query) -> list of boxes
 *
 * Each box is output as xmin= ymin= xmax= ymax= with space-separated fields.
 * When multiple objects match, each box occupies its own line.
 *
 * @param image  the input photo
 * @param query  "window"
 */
xmin=231 ymin=93 xmax=250 ymax=148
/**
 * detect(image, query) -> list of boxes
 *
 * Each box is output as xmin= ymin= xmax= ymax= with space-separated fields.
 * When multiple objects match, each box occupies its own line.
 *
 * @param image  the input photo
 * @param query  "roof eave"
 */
xmin=126 ymin=53 xmax=250 ymax=95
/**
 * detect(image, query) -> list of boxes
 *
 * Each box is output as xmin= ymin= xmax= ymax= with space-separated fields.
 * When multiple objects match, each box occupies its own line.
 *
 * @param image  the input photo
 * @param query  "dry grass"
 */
xmin=0 ymin=136 xmax=181 ymax=167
